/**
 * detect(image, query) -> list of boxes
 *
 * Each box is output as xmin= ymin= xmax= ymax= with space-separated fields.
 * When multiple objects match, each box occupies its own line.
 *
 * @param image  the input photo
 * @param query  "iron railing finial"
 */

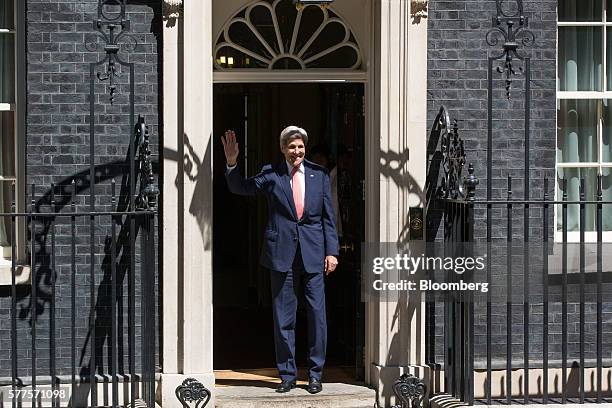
xmin=464 ymin=163 xmax=479 ymax=201
xmin=486 ymin=0 xmax=534 ymax=99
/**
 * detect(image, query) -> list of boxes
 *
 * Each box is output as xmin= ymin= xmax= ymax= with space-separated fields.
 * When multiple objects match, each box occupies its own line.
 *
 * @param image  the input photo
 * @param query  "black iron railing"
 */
xmin=6 ymin=1 xmax=159 ymax=406
xmin=7 ymin=112 xmax=158 ymax=408
xmin=434 ymin=178 xmax=612 ymax=405
xmin=8 ymin=188 xmax=156 ymax=408
xmin=424 ymin=1 xmax=612 ymax=401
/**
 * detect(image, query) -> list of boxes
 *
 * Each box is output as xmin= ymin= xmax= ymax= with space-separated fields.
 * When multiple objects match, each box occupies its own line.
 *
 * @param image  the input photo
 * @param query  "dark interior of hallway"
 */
xmin=212 ymin=83 xmax=365 ymax=379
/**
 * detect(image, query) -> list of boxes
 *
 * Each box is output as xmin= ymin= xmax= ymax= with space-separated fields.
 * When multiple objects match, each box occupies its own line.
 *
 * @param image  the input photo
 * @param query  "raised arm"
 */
xmin=221 ymin=129 xmax=239 ymax=167
xmin=222 ymin=130 xmax=269 ymax=196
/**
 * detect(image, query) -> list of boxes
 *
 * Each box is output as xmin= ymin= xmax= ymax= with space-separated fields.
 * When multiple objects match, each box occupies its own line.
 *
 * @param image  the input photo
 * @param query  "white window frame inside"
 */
xmin=0 ymin=0 xmax=27 ymax=284
xmin=556 ymin=0 xmax=612 ymax=242
xmin=0 ymin=0 xmax=17 ymax=244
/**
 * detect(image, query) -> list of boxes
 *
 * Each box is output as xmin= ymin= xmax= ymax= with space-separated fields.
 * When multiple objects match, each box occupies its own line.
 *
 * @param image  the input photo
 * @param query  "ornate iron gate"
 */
xmin=425 ymin=106 xmax=478 ymax=405
xmin=7 ymin=1 xmax=159 ymax=408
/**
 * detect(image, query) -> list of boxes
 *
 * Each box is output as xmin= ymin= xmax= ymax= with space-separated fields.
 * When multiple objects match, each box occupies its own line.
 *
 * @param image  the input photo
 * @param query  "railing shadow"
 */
xmin=0 ymin=151 xmax=158 ymax=390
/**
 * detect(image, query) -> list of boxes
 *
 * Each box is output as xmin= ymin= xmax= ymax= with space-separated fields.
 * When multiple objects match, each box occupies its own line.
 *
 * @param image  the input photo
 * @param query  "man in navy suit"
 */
xmin=221 ymin=126 xmax=339 ymax=394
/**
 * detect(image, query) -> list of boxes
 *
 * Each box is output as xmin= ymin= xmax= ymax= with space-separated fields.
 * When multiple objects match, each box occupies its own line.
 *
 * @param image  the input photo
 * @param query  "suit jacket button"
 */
xmin=293 ymin=237 xmax=298 ymax=241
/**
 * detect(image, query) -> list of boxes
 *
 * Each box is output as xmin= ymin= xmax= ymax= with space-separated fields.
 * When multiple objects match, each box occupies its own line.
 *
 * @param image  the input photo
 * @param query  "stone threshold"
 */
xmin=215 ymin=382 xmax=376 ymax=408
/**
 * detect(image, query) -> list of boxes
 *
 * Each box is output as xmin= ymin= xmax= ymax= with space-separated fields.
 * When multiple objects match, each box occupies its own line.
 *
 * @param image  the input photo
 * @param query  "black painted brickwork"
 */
xmin=427 ymin=0 xmax=612 ymax=373
xmin=0 ymin=0 xmax=162 ymax=378
xmin=427 ymin=0 xmax=557 ymax=210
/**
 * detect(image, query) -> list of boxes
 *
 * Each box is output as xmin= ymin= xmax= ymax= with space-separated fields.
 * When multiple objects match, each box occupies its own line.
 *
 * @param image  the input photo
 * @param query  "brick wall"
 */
xmin=427 ymin=0 xmax=612 ymax=373
xmin=427 ymin=0 xmax=557 ymax=222
xmin=0 ymin=0 xmax=161 ymax=378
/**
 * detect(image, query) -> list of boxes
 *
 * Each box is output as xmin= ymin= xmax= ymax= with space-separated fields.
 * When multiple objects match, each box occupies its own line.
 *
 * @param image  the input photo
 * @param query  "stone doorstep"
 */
xmin=215 ymin=383 xmax=376 ymax=408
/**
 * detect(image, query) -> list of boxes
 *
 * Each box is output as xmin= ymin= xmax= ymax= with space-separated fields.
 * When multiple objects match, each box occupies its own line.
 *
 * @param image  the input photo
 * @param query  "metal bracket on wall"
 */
xmin=175 ymin=378 xmax=212 ymax=408
xmin=90 ymin=0 xmax=137 ymax=104
xmin=485 ymin=0 xmax=534 ymax=99
xmin=409 ymin=207 xmax=424 ymax=240
xmin=392 ymin=373 xmax=428 ymax=408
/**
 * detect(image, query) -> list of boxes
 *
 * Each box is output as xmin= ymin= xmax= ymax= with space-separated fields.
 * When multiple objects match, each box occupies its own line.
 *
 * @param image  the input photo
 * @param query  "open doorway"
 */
xmin=212 ymin=83 xmax=365 ymax=380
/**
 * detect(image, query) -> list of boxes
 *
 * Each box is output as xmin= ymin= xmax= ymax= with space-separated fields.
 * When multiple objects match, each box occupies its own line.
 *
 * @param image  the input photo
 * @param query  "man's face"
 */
xmin=282 ymin=137 xmax=306 ymax=167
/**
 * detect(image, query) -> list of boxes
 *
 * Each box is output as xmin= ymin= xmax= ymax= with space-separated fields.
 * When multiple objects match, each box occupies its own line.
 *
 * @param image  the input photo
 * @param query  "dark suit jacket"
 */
xmin=225 ymin=159 xmax=339 ymax=273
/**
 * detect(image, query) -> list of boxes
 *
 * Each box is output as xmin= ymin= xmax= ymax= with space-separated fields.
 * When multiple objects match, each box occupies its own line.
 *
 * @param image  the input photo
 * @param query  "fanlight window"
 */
xmin=215 ymin=0 xmax=361 ymax=70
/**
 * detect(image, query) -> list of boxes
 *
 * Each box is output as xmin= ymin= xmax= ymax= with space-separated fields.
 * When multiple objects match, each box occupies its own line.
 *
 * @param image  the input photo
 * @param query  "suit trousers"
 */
xmin=270 ymin=247 xmax=327 ymax=381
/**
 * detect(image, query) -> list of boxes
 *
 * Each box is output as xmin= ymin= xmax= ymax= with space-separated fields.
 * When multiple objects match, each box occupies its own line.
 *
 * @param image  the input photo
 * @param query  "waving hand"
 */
xmin=221 ymin=130 xmax=239 ymax=166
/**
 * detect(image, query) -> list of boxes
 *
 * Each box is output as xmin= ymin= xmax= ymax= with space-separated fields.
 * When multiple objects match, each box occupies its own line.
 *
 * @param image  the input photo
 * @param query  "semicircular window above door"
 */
xmin=214 ymin=0 xmax=362 ymax=70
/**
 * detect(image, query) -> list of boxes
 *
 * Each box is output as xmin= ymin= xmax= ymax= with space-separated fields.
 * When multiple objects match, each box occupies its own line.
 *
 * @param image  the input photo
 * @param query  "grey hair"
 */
xmin=279 ymin=126 xmax=308 ymax=149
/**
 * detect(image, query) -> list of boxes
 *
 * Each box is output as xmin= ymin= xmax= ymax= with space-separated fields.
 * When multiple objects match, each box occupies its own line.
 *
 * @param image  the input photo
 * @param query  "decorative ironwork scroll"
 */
xmin=481 ymin=1 xmax=533 ymax=404
xmin=90 ymin=0 xmax=137 ymax=103
xmin=135 ymin=115 xmax=160 ymax=211
xmin=176 ymin=378 xmax=212 ymax=408
xmin=392 ymin=373 xmax=427 ymax=408
xmin=485 ymin=0 xmax=534 ymax=98
xmin=84 ymin=3 xmax=156 ymax=408
xmin=439 ymin=118 xmax=466 ymax=200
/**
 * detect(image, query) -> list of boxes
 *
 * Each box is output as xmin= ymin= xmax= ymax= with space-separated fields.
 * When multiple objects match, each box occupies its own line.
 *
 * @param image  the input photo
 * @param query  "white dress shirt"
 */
xmin=226 ymin=161 xmax=305 ymax=211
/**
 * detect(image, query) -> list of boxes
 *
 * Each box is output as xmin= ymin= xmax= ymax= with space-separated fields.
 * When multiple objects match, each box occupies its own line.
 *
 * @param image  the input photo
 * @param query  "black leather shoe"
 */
xmin=307 ymin=377 xmax=323 ymax=394
xmin=276 ymin=379 xmax=296 ymax=393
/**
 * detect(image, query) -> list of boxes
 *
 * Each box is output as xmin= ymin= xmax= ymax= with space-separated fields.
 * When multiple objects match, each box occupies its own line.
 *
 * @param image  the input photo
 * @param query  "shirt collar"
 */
xmin=286 ymin=161 xmax=304 ymax=174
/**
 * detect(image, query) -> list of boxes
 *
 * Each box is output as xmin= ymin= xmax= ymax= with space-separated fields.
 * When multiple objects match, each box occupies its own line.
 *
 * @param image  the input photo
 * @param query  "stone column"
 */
xmin=160 ymin=0 xmax=216 ymax=406
xmin=365 ymin=0 xmax=429 ymax=406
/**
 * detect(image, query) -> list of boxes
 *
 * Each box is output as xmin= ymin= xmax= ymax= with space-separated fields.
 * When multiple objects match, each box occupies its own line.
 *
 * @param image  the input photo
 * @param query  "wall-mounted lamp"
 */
xmin=292 ymin=0 xmax=335 ymax=10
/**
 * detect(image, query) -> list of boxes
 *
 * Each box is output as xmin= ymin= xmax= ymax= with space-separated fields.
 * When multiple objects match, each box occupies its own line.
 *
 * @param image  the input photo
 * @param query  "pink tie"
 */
xmin=291 ymin=167 xmax=304 ymax=219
